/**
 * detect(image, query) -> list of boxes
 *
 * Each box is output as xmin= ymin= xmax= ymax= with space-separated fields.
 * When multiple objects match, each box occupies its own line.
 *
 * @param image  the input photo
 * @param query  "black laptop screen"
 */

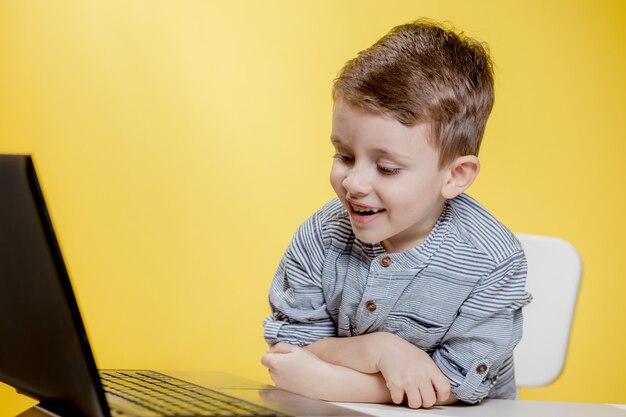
xmin=0 ymin=155 xmax=109 ymax=417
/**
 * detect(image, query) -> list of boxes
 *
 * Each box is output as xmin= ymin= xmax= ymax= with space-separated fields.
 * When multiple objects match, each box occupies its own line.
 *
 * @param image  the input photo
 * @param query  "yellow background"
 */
xmin=1 ymin=1 xmax=625 ymax=414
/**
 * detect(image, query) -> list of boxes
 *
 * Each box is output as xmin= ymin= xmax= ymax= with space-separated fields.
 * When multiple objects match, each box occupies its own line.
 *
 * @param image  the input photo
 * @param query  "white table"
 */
xmin=336 ymin=399 xmax=626 ymax=417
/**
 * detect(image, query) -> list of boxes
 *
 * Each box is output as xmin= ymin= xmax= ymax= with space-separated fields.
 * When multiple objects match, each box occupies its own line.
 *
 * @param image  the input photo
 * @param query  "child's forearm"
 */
xmin=263 ymin=341 xmax=457 ymax=407
xmin=304 ymin=332 xmax=396 ymax=373
xmin=305 ymin=333 xmax=457 ymax=407
xmin=313 ymin=364 xmax=392 ymax=403
xmin=319 ymin=361 xmax=459 ymax=406
xmin=309 ymin=362 xmax=458 ymax=406
xmin=263 ymin=342 xmax=391 ymax=403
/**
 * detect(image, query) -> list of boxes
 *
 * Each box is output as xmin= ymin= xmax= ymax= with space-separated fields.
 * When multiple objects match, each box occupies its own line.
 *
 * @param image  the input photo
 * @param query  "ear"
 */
xmin=441 ymin=155 xmax=480 ymax=199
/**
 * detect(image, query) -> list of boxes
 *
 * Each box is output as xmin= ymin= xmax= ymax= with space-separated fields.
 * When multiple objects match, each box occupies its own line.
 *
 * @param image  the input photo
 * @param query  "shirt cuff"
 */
xmin=263 ymin=317 xmax=286 ymax=345
xmin=434 ymin=351 xmax=495 ymax=404
xmin=454 ymin=359 xmax=495 ymax=403
xmin=262 ymin=316 xmax=309 ymax=347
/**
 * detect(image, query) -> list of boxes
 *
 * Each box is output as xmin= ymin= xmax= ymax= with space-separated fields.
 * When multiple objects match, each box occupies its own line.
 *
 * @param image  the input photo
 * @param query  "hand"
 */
xmin=374 ymin=333 xmax=451 ymax=408
xmin=260 ymin=342 xmax=334 ymax=399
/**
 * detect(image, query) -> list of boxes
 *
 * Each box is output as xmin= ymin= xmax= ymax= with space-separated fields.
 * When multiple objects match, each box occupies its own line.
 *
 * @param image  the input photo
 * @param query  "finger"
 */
xmin=418 ymin=384 xmax=437 ymax=409
xmin=405 ymin=388 xmax=423 ymax=409
xmin=269 ymin=342 xmax=296 ymax=354
xmin=260 ymin=353 xmax=274 ymax=368
xmin=432 ymin=374 xmax=451 ymax=402
xmin=387 ymin=384 xmax=405 ymax=405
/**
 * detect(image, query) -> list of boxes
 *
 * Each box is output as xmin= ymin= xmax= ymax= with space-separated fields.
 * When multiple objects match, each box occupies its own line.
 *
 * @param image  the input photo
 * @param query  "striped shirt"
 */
xmin=263 ymin=193 xmax=532 ymax=404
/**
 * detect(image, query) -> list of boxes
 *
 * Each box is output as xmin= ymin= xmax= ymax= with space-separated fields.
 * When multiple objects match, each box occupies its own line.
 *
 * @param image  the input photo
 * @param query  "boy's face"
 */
xmin=330 ymin=99 xmax=448 ymax=253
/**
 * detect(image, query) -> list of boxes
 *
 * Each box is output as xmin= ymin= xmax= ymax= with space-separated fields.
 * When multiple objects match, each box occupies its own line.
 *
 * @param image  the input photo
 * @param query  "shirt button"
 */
xmin=380 ymin=256 xmax=392 ymax=267
xmin=476 ymin=363 xmax=488 ymax=374
xmin=365 ymin=300 xmax=377 ymax=312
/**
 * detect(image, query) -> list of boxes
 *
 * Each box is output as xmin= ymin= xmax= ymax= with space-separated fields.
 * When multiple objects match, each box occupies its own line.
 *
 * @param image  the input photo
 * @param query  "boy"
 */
xmin=261 ymin=19 xmax=531 ymax=408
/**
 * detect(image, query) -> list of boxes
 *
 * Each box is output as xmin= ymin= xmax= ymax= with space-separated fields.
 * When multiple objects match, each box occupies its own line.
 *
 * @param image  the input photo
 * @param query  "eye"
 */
xmin=377 ymin=165 xmax=401 ymax=175
xmin=333 ymin=152 xmax=354 ymax=164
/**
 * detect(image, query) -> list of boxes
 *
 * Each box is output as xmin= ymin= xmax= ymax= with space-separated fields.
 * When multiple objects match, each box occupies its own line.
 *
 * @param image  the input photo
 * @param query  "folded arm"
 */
xmin=305 ymin=333 xmax=456 ymax=408
xmin=261 ymin=342 xmax=391 ymax=403
xmin=262 ymin=334 xmax=454 ymax=408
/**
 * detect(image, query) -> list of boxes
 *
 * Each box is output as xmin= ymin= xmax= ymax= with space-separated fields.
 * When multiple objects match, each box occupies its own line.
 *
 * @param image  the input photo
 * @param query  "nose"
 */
xmin=342 ymin=165 xmax=372 ymax=196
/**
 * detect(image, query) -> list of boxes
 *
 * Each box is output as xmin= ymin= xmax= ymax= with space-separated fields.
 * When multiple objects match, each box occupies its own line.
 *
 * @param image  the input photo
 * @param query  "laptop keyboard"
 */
xmin=100 ymin=370 xmax=283 ymax=417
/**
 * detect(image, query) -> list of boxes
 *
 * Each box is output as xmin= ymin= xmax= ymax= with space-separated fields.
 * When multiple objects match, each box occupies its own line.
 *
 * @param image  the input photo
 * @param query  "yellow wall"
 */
xmin=1 ymin=1 xmax=625 ymax=414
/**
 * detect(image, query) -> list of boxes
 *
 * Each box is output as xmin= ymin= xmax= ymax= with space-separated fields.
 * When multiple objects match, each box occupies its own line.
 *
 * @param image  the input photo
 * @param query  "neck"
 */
xmin=380 ymin=198 xmax=447 ymax=253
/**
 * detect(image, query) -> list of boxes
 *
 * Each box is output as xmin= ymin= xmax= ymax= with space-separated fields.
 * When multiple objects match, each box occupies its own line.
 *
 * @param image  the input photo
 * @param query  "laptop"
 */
xmin=0 ymin=154 xmax=370 ymax=417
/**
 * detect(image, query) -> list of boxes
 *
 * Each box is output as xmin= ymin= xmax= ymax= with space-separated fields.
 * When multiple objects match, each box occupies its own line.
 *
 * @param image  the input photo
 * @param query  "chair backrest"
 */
xmin=513 ymin=233 xmax=582 ymax=387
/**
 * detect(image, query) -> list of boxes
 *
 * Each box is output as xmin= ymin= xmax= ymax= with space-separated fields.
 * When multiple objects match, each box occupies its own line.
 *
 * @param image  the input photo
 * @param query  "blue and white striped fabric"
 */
xmin=263 ymin=193 xmax=532 ymax=404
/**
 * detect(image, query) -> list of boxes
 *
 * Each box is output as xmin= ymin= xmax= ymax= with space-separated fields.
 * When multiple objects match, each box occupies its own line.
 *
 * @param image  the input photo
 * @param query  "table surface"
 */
xmin=335 ymin=400 xmax=626 ymax=417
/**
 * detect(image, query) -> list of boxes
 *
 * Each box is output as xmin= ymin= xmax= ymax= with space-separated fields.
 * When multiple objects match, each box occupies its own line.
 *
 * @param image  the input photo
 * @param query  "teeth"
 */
xmin=352 ymin=204 xmax=382 ymax=214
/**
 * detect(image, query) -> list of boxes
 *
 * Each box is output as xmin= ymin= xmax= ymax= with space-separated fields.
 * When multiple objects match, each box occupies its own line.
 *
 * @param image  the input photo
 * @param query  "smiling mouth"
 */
xmin=350 ymin=203 xmax=385 ymax=216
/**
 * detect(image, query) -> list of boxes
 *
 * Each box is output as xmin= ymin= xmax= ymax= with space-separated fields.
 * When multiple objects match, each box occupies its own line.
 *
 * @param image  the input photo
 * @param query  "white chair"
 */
xmin=513 ymin=233 xmax=582 ymax=387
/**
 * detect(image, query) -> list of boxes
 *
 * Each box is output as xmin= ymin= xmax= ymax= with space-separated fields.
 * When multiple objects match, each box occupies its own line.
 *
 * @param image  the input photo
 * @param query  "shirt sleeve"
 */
xmin=431 ymin=249 xmax=532 ymax=403
xmin=263 ymin=210 xmax=337 ymax=346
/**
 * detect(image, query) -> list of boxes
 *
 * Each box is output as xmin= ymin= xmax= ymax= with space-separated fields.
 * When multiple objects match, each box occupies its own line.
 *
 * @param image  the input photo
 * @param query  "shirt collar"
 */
xmin=363 ymin=199 xmax=452 ymax=270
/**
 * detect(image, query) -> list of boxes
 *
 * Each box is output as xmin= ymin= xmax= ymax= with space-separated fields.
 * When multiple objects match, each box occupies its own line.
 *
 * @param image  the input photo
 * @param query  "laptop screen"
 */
xmin=0 ymin=155 xmax=109 ymax=417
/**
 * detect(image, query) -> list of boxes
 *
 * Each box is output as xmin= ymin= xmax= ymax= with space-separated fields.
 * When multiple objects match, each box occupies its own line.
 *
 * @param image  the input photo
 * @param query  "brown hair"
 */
xmin=333 ymin=19 xmax=495 ymax=168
